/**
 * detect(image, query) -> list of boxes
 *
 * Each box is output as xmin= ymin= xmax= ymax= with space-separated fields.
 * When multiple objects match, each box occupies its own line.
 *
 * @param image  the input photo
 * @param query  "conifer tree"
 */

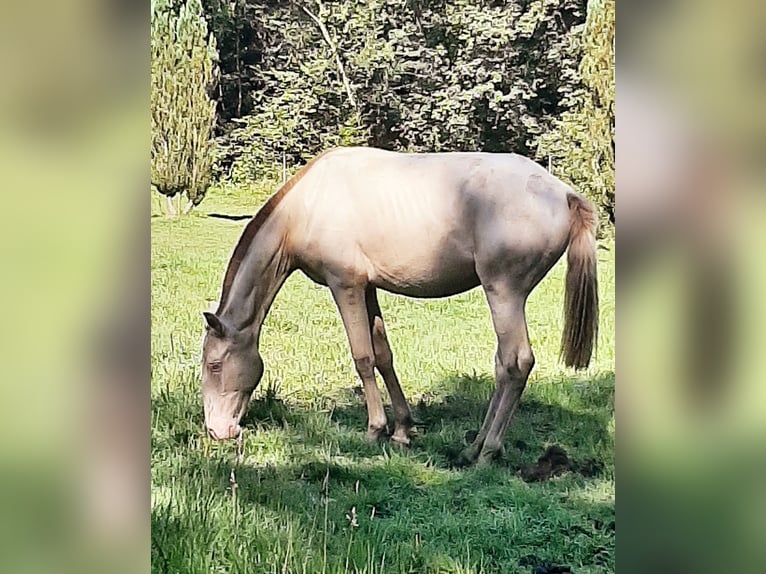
xmin=152 ymin=0 xmax=218 ymax=215
xmin=536 ymin=0 xmax=615 ymax=227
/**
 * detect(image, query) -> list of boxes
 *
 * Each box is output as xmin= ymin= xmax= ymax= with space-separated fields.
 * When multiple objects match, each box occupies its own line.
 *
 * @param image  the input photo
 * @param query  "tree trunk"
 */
xmin=182 ymin=198 xmax=195 ymax=215
xmin=302 ymin=4 xmax=356 ymax=108
xmin=165 ymin=195 xmax=177 ymax=217
xmin=236 ymin=20 xmax=242 ymax=116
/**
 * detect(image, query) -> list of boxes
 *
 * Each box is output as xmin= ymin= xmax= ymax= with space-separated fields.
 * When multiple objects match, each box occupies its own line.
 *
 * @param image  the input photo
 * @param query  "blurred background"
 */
xmin=0 ymin=0 xmax=763 ymax=572
xmin=0 ymin=0 xmax=148 ymax=573
xmin=618 ymin=0 xmax=766 ymax=572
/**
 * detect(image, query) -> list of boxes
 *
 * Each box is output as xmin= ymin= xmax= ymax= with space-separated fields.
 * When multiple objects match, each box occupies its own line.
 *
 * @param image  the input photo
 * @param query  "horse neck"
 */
xmin=218 ymin=210 xmax=292 ymax=341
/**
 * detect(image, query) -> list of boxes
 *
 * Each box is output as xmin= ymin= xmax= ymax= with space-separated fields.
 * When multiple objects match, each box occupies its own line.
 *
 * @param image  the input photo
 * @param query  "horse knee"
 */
xmin=354 ymin=355 xmax=376 ymax=380
xmin=517 ymin=347 xmax=535 ymax=378
xmin=496 ymin=346 xmax=535 ymax=380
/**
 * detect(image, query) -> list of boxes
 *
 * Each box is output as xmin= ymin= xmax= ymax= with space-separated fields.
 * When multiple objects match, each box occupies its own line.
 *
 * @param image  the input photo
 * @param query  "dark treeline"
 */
xmin=203 ymin=1 xmax=584 ymax=169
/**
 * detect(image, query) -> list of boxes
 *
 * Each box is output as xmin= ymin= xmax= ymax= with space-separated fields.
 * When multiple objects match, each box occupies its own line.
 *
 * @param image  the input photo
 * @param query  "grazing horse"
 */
xmin=201 ymin=147 xmax=598 ymax=465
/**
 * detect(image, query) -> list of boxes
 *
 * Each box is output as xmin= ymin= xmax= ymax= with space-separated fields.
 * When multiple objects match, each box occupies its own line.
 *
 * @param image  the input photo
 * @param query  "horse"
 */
xmin=201 ymin=147 xmax=598 ymax=465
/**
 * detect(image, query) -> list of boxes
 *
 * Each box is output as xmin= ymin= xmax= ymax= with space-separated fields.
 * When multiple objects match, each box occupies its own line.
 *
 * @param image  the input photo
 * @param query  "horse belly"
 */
xmin=366 ymin=240 xmax=480 ymax=298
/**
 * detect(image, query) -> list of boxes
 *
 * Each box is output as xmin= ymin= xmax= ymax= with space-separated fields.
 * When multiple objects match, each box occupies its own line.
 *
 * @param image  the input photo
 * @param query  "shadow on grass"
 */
xmin=153 ymin=372 xmax=615 ymax=573
xmin=239 ymin=371 xmax=614 ymax=476
xmin=207 ymin=212 xmax=252 ymax=221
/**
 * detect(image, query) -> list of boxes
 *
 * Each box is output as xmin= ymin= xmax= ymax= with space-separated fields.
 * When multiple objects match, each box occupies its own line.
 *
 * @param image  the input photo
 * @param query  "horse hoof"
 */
xmin=476 ymin=454 xmax=494 ymax=467
xmin=366 ymin=427 xmax=388 ymax=443
xmin=477 ymin=446 xmax=505 ymax=466
xmin=391 ymin=431 xmax=412 ymax=447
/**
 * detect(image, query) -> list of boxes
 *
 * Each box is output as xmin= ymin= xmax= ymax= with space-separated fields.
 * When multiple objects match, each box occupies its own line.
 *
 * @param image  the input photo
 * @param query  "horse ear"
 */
xmin=203 ymin=312 xmax=227 ymax=337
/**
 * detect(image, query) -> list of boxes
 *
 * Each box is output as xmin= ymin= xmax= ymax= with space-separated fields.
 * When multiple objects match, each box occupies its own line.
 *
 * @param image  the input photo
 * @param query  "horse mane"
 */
xmin=216 ymin=150 xmax=332 ymax=313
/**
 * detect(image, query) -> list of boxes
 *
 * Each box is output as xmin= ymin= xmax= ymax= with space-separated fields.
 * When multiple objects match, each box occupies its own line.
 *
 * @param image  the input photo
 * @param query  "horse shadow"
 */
xmin=153 ymin=372 xmax=614 ymax=572
xmin=239 ymin=371 xmax=614 ymax=475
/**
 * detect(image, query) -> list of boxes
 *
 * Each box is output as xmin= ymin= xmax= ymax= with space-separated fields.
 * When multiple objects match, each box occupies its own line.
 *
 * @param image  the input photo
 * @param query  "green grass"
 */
xmin=151 ymin=184 xmax=615 ymax=574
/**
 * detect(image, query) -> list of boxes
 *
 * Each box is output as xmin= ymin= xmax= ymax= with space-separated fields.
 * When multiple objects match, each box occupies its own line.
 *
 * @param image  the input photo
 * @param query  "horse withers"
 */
xmin=201 ymin=147 xmax=598 ymax=465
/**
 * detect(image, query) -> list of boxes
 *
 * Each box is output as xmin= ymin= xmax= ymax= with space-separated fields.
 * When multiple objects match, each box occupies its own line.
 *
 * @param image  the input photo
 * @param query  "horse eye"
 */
xmin=209 ymin=362 xmax=222 ymax=374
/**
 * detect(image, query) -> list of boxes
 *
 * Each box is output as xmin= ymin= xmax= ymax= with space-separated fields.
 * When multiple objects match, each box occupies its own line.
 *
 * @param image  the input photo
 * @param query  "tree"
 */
xmin=203 ymin=0 xmax=587 ymax=183
xmin=152 ymin=0 xmax=218 ymax=215
xmin=536 ymin=0 xmax=615 ymax=228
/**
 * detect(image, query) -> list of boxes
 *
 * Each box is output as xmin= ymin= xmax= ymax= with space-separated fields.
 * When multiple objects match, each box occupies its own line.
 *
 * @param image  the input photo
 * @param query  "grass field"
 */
xmin=151 ymin=183 xmax=615 ymax=574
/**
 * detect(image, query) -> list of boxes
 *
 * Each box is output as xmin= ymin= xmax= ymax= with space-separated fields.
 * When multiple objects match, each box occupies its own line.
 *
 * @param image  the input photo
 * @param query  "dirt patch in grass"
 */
xmin=520 ymin=444 xmax=605 ymax=482
xmin=520 ymin=445 xmax=572 ymax=482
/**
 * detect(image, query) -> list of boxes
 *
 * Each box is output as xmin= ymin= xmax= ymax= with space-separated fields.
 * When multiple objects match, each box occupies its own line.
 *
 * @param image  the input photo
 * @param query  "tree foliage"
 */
xmin=203 ymin=0 xmax=588 ymax=185
xmin=536 ymin=0 xmax=614 ymax=226
xmin=168 ymin=0 xmax=615 ymax=224
xmin=151 ymin=0 xmax=219 ymax=211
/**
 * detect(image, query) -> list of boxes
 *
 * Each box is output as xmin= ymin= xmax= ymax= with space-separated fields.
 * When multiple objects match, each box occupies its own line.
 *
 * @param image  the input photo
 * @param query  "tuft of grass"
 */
xmin=152 ymin=184 xmax=615 ymax=573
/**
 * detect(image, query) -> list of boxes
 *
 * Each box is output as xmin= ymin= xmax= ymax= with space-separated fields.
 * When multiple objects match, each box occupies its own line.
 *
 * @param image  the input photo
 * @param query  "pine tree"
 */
xmin=152 ymin=0 xmax=218 ymax=215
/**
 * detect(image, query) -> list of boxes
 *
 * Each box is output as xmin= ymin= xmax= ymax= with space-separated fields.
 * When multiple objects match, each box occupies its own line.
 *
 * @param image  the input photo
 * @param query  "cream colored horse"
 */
xmin=201 ymin=147 xmax=598 ymax=465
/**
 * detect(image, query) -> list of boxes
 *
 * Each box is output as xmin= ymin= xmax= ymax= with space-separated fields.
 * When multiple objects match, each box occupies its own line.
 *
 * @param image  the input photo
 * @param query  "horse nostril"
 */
xmin=207 ymin=427 xmax=218 ymax=440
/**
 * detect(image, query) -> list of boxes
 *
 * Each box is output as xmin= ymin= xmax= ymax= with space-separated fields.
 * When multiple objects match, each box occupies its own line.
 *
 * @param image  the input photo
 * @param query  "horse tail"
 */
xmin=561 ymin=192 xmax=599 ymax=370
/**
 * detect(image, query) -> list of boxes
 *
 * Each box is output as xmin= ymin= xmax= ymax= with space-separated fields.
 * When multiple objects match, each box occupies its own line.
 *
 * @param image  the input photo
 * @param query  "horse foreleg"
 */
xmin=330 ymin=284 xmax=389 ymax=442
xmin=366 ymin=287 xmax=416 ymax=446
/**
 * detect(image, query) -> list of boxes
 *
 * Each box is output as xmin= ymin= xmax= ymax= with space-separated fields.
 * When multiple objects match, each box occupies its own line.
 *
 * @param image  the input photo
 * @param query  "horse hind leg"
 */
xmin=457 ymin=354 xmax=507 ymax=465
xmin=465 ymin=280 xmax=535 ymax=465
xmin=366 ymin=287 xmax=416 ymax=445
xmin=478 ymin=335 xmax=534 ymax=465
